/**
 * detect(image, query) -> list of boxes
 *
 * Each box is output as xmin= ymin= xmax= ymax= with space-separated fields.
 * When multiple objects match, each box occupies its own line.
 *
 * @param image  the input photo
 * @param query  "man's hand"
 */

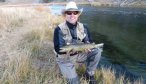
xmin=67 ymin=49 xmax=78 ymax=56
xmin=83 ymin=42 xmax=93 ymax=53
xmin=84 ymin=48 xmax=91 ymax=53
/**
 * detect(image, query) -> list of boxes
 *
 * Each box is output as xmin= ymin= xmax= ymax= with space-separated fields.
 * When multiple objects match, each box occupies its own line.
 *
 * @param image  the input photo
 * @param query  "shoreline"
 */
xmin=0 ymin=2 xmax=146 ymax=8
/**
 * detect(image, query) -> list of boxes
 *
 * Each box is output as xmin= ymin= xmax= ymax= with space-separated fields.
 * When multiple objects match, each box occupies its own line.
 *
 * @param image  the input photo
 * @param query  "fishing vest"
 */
xmin=58 ymin=22 xmax=86 ymax=44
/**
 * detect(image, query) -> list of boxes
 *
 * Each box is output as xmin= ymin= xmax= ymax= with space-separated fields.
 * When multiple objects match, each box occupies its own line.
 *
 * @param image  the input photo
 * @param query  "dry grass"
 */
xmin=0 ymin=6 xmax=64 ymax=84
xmin=0 ymin=5 xmax=144 ymax=84
xmin=0 ymin=7 xmax=35 ymax=28
xmin=101 ymin=67 xmax=116 ymax=84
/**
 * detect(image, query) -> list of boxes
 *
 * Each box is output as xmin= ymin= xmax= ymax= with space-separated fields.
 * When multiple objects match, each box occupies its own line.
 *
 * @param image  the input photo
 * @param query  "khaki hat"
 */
xmin=62 ymin=1 xmax=83 ymax=15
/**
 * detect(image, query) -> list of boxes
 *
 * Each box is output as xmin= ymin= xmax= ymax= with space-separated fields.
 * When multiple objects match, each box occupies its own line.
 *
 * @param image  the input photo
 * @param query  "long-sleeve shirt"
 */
xmin=53 ymin=21 xmax=93 ymax=55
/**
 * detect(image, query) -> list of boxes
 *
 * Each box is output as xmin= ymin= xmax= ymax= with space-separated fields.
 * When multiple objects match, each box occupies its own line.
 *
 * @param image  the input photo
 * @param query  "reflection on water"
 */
xmin=80 ymin=6 xmax=146 ymax=81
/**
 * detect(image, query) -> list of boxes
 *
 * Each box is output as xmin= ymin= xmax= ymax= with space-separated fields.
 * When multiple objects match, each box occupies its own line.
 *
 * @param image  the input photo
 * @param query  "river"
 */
xmin=49 ymin=5 xmax=146 ymax=82
xmin=79 ymin=5 xmax=146 ymax=81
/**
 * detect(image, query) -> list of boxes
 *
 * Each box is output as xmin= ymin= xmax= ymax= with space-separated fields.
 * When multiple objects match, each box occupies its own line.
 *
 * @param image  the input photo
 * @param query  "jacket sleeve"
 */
xmin=53 ymin=26 xmax=66 ymax=54
xmin=82 ymin=25 xmax=94 ymax=43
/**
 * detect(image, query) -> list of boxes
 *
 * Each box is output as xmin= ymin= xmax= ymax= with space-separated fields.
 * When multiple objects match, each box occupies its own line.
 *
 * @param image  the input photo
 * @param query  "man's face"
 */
xmin=65 ymin=11 xmax=80 ymax=24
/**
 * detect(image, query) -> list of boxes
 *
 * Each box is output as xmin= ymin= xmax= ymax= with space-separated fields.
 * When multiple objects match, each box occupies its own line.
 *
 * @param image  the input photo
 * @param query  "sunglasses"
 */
xmin=65 ymin=11 xmax=79 ymax=15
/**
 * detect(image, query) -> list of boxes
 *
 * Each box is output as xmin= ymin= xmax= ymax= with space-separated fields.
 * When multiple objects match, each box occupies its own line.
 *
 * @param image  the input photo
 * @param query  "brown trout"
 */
xmin=60 ymin=43 xmax=104 ymax=52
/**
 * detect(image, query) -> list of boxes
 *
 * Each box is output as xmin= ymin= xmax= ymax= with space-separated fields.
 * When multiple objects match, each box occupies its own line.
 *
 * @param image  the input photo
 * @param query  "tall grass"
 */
xmin=0 ymin=7 xmax=36 ymax=29
xmin=0 ymin=6 xmax=144 ymax=84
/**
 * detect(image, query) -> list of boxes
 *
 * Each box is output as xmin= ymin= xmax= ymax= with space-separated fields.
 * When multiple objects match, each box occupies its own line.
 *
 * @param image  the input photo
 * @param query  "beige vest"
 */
xmin=58 ymin=22 xmax=86 ymax=44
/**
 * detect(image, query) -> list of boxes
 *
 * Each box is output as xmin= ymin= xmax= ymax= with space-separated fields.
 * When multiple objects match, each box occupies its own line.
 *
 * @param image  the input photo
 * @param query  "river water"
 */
xmin=79 ymin=5 xmax=146 ymax=81
xmin=49 ymin=5 xmax=146 ymax=82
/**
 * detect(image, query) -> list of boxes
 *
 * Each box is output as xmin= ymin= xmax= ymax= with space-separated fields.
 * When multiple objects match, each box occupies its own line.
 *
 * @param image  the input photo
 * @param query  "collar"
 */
xmin=66 ymin=21 xmax=77 ymax=29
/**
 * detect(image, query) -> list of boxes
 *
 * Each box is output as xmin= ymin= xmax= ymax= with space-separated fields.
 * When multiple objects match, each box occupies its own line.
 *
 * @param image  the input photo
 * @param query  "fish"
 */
xmin=59 ymin=43 xmax=104 ymax=52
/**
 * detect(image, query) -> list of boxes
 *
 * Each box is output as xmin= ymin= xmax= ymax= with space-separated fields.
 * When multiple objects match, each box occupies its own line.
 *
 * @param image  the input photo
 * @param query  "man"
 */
xmin=53 ymin=1 xmax=103 ymax=84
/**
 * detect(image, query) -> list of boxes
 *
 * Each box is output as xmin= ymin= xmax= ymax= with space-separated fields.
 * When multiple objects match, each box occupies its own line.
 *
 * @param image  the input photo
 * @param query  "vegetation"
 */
xmin=0 ymin=6 xmax=144 ymax=84
xmin=1 ymin=0 xmax=146 ymax=8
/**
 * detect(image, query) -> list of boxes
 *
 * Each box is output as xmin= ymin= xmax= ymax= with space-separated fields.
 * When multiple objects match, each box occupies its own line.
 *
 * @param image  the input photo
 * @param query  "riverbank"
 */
xmin=0 ymin=1 xmax=146 ymax=8
xmin=0 ymin=6 xmax=144 ymax=84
